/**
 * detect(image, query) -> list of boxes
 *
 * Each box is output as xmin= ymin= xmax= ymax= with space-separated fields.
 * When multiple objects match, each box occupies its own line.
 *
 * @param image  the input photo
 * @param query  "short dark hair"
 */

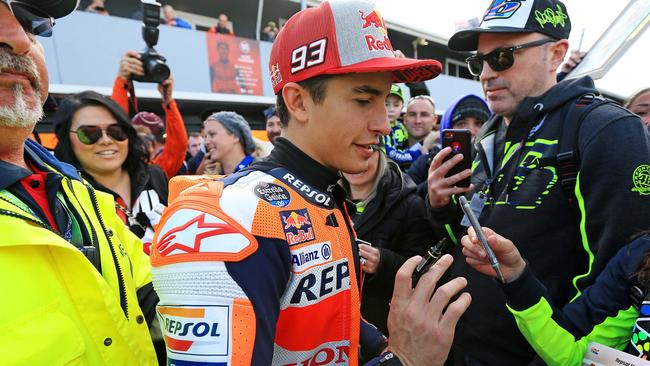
xmin=276 ymin=74 xmax=333 ymax=127
xmin=53 ymin=91 xmax=150 ymax=182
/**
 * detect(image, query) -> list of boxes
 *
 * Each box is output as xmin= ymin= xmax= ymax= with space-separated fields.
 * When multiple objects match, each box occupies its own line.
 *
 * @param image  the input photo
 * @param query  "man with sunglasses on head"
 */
xmin=426 ymin=0 xmax=650 ymax=364
xmin=0 ymin=1 xmax=158 ymax=364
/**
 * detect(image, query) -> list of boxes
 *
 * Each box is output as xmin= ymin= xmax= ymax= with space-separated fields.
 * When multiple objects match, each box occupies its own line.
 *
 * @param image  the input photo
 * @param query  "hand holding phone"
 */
xmin=441 ymin=129 xmax=472 ymax=188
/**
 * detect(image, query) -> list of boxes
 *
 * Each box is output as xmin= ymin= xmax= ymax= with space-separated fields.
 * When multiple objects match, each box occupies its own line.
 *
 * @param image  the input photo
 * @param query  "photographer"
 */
xmin=261 ymin=21 xmax=278 ymax=42
xmin=112 ymin=50 xmax=188 ymax=179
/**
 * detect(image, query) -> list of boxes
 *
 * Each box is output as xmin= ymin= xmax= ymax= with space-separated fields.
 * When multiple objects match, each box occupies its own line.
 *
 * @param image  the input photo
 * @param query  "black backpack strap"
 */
xmin=541 ymin=93 xmax=614 ymax=210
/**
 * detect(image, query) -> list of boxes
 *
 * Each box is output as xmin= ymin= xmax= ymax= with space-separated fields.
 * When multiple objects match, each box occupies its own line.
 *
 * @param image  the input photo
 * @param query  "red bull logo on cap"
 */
xmin=280 ymin=209 xmax=316 ymax=245
xmin=359 ymin=8 xmax=387 ymax=35
xmin=359 ymin=8 xmax=392 ymax=52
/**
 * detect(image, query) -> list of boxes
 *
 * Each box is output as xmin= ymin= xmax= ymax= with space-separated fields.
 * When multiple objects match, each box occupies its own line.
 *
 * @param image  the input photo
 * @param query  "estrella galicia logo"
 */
xmin=280 ymin=209 xmax=315 ymax=246
xmin=254 ymin=182 xmax=291 ymax=207
xmin=483 ymin=0 xmax=524 ymax=21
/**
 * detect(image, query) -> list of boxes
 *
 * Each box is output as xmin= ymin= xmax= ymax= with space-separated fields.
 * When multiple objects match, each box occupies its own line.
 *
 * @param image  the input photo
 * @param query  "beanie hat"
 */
xmin=207 ymin=111 xmax=256 ymax=155
xmin=131 ymin=112 xmax=164 ymax=136
xmin=389 ymin=84 xmax=405 ymax=104
xmin=452 ymin=96 xmax=491 ymax=125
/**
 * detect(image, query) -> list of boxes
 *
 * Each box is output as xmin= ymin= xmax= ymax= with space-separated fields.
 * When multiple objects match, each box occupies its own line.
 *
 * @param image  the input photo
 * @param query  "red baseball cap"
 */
xmin=269 ymin=0 xmax=442 ymax=94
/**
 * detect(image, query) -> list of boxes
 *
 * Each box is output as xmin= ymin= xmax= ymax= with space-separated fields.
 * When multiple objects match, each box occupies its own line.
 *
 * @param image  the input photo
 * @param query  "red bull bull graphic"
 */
xmin=359 ymin=9 xmax=387 ymax=35
xmin=280 ymin=209 xmax=316 ymax=245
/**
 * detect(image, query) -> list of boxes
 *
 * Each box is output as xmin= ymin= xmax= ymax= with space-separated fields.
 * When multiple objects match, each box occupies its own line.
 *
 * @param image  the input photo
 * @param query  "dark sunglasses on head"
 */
xmin=465 ymin=38 xmax=556 ymax=76
xmin=70 ymin=124 xmax=129 ymax=145
xmin=1 ymin=0 xmax=55 ymax=37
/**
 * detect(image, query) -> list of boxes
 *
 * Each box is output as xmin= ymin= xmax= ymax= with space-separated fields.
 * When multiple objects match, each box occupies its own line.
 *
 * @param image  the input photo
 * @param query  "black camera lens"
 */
xmin=144 ymin=57 xmax=170 ymax=83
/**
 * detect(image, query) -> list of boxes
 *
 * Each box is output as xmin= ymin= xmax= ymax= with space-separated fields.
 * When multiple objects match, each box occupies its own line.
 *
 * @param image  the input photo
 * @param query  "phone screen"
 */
xmin=441 ymin=129 xmax=471 ymax=188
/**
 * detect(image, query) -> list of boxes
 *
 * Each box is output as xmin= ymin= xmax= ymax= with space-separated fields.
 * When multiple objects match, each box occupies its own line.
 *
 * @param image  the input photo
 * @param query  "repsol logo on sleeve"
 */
xmin=283 ymin=259 xmax=350 ymax=307
xmin=157 ymin=305 xmax=230 ymax=357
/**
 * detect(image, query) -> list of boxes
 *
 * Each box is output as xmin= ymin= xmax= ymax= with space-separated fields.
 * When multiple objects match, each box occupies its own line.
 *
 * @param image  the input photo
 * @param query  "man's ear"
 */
xmin=549 ymin=39 xmax=569 ymax=72
xmin=282 ymin=82 xmax=309 ymax=125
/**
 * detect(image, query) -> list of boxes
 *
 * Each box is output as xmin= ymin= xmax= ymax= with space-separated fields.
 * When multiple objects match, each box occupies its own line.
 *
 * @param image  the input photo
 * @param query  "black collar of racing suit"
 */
xmin=266 ymin=137 xmax=341 ymax=193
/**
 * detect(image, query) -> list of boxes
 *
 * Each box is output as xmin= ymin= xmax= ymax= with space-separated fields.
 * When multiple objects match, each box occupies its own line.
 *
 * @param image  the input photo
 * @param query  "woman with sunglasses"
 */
xmin=54 ymin=91 xmax=168 ymax=255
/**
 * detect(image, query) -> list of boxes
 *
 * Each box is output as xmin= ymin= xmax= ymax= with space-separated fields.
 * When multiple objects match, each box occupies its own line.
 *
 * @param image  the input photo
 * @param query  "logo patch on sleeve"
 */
xmin=254 ymin=182 xmax=291 ymax=207
xmin=633 ymin=164 xmax=650 ymax=196
xmin=156 ymin=209 xmax=251 ymax=257
xmin=280 ymin=209 xmax=316 ymax=245
xmin=158 ymin=305 xmax=230 ymax=358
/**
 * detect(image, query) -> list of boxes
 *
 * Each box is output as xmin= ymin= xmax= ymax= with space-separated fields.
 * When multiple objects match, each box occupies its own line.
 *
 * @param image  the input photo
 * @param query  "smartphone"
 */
xmin=441 ymin=129 xmax=471 ymax=188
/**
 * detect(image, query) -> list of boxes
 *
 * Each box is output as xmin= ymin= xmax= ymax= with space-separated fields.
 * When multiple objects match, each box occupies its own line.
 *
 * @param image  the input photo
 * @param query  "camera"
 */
xmin=132 ymin=0 xmax=170 ymax=83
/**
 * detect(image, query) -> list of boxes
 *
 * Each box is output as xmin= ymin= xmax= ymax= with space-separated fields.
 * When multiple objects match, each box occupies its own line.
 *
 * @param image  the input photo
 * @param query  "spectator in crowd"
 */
xmin=340 ymin=147 xmax=436 ymax=336
xmin=187 ymin=132 xmax=203 ymax=158
xmin=112 ymin=50 xmax=188 ymax=179
xmin=626 ymin=88 xmax=650 ymax=127
xmin=202 ymin=111 xmax=256 ymax=175
xmin=461 ymin=226 xmax=650 ymax=364
xmin=264 ymin=105 xmax=282 ymax=144
xmin=54 ymin=91 xmax=169 ymax=256
xmin=382 ymin=84 xmax=423 ymax=169
xmin=85 ymin=0 xmax=108 ymax=15
xmin=150 ymin=1 xmax=470 ymax=365
xmin=403 ymin=94 xmax=437 ymax=152
xmin=261 ymin=21 xmax=279 ymax=42
xmin=162 ymin=4 xmax=192 ymax=29
xmin=131 ymin=111 xmax=164 ymax=158
xmin=428 ymin=0 xmax=650 ymax=364
xmin=440 ymin=94 xmax=490 ymax=138
xmin=0 ymin=1 xmax=157 ymax=363
xmin=208 ymin=13 xmax=234 ymax=35
xmin=407 ymin=94 xmax=490 ymax=197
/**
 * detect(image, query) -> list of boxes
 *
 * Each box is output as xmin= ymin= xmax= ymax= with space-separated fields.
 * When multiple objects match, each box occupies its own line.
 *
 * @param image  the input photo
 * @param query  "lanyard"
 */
xmin=480 ymin=115 xmax=547 ymax=201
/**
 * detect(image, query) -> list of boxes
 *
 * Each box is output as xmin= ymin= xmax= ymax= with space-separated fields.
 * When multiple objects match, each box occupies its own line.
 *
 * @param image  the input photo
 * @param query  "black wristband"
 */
xmin=379 ymin=351 xmax=404 ymax=365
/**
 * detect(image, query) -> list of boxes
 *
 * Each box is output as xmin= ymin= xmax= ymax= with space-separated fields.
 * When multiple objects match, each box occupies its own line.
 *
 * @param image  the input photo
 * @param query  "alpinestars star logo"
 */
xmin=157 ymin=213 xmax=239 ymax=256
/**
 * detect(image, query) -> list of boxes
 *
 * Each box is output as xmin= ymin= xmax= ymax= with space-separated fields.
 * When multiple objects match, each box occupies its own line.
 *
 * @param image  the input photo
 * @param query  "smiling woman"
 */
xmin=53 ymin=91 xmax=168 ymax=255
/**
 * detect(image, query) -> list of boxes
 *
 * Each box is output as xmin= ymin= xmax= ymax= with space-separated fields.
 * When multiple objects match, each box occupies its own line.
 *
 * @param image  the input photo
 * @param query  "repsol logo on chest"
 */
xmin=281 ymin=173 xmax=333 ymax=207
xmin=284 ymin=344 xmax=350 ymax=366
xmin=290 ymin=261 xmax=349 ymax=305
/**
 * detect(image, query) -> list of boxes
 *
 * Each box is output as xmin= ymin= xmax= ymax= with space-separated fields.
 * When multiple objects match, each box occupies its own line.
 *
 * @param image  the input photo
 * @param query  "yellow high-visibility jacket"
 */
xmin=0 ymin=142 xmax=157 ymax=365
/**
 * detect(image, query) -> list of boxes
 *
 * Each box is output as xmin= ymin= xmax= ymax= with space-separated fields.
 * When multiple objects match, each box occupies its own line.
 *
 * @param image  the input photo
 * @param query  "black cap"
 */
xmin=449 ymin=0 xmax=571 ymax=51
xmin=23 ymin=0 xmax=79 ymax=19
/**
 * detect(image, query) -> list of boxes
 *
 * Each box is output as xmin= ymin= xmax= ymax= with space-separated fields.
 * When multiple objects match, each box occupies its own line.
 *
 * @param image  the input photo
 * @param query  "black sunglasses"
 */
xmin=1 ymin=0 xmax=55 ymax=37
xmin=70 ymin=124 xmax=129 ymax=145
xmin=465 ymin=38 xmax=555 ymax=76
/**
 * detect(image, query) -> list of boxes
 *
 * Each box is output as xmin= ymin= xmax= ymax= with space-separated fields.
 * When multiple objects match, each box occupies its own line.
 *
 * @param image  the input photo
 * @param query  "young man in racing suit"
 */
xmin=150 ymin=1 xmax=472 ymax=365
